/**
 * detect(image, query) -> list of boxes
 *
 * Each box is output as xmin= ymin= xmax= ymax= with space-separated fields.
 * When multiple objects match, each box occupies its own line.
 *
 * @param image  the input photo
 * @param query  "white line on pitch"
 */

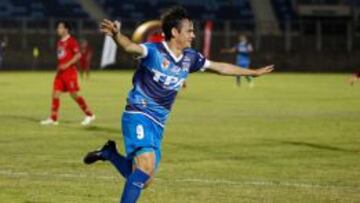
xmin=0 ymin=169 xmax=357 ymax=189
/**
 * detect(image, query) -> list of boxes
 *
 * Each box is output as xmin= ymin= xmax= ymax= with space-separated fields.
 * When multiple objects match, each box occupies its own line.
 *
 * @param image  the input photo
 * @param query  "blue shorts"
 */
xmin=121 ymin=112 xmax=163 ymax=169
xmin=236 ymin=58 xmax=250 ymax=68
xmin=237 ymin=61 xmax=250 ymax=68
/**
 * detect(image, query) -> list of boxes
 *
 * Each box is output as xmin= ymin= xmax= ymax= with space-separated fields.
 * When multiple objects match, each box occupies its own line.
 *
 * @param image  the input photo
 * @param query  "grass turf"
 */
xmin=0 ymin=71 xmax=360 ymax=203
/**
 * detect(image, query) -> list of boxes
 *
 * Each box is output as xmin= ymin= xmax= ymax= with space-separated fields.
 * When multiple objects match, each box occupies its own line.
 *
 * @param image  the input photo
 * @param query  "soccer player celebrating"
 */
xmin=222 ymin=34 xmax=254 ymax=87
xmin=83 ymin=7 xmax=273 ymax=203
xmin=40 ymin=21 xmax=95 ymax=126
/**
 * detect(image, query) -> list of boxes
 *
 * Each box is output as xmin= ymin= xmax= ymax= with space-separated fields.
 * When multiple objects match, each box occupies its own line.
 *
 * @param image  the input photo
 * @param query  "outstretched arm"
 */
xmin=221 ymin=47 xmax=236 ymax=54
xmin=99 ymin=19 xmax=144 ymax=56
xmin=207 ymin=61 xmax=274 ymax=77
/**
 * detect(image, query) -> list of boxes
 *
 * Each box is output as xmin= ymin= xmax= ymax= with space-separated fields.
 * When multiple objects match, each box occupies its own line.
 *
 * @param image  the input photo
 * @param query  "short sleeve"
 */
xmin=137 ymin=42 xmax=156 ymax=60
xmin=71 ymin=38 xmax=80 ymax=54
xmin=136 ymin=42 xmax=160 ymax=71
xmin=189 ymin=52 xmax=211 ymax=73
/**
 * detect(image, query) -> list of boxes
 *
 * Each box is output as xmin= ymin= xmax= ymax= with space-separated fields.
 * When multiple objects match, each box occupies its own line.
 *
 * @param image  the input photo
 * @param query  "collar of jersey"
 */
xmin=61 ymin=35 xmax=71 ymax=42
xmin=162 ymin=41 xmax=183 ymax=63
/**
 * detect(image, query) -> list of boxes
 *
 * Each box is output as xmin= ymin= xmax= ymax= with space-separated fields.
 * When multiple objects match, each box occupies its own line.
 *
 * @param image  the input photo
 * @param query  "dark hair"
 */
xmin=161 ymin=6 xmax=191 ymax=41
xmin=56 ymin=20 xmax=72 ymax=32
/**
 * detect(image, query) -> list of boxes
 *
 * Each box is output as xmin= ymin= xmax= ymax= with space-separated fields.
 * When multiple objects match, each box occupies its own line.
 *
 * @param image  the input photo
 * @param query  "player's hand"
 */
xmin=254 ymin=65 xmax=274 ymax=77
xmin=58 ymin=63 xmax=68 ymax=70
xmin=220 ymin=48 xmax=233 ymax=54
xmin=100 ymin=19 xmax=121 ymax=37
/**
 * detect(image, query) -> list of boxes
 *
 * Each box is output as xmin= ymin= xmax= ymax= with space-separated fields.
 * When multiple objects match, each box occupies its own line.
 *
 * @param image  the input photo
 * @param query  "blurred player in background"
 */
xmin=40 ymin=21 xmax=95 ymax=126
xmin=0 ymin=37 xmax=7 ymax=69
xmin=146 ymin=31 xmax=164 ymax=43
xmin=349 ymin=71 xmax=360 ymax=86
xmin=79 ymin=39 xmax=93 ymax=79
xmin=222 ymin=34 xmax=254 ymax=87
xmin=32 ymin=46 xmax=40 ymax=70
xmin=83 ymin=7 xmax=273 ymax=203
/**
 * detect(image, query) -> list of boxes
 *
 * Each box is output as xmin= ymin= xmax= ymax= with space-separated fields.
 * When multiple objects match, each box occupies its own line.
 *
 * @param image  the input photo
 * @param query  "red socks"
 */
xmin=76 ymin=96 xmax=93 ymax=116
xmin=50 ymin=96 xmax=92 ymax=121
xmin=51 ymin=98 xmax=60 ymax=121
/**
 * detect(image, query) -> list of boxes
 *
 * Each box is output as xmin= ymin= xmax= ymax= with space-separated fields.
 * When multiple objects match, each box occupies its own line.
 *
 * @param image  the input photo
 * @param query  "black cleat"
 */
xmin=83 ymin=140 xmax=117 ymax=165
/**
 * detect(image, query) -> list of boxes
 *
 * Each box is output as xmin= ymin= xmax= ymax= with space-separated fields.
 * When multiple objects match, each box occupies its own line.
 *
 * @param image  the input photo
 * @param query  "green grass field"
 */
xmin=0 ymin=71 xmax=360 ymax=203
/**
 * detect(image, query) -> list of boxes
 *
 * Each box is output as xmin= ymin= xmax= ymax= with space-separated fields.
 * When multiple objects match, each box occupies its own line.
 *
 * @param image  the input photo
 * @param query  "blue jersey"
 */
xmin=125 ymin=42 xmax=210 ymax=127
xmin=235 ymin=42 xmax=252 ymax=67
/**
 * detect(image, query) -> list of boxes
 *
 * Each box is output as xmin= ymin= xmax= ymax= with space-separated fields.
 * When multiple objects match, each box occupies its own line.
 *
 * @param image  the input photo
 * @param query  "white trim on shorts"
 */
xmin=124 ymin=111 xmax=164 ymax=128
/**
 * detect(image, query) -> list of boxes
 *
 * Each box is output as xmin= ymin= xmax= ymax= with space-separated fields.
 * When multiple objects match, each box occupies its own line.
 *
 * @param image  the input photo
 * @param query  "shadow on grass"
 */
xmin=0 ymin=81 xmax=11 ymax=86
xmin=0 ymin=114 xmax=43 ymax=123
xmin=281 ymin=141 xmax=358 ymax=154
xmin=84 ymin=125 xmax=120 ymax=135
xmin=166 ymin=142 xmax=269 ymax=163
xmin=0 ymin=114 xmax=77 ymax=124
xmin=175 ymin=95 xmax=212 ymax=103
xmin=24 ymin=201 xmax=49 ymax=203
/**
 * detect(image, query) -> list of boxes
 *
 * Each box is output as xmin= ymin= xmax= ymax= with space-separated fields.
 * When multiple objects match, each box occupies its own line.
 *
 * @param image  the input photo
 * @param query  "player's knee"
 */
xmin=136 ymin=154 xmax=156 ymax=176
xmin=70 ymin=92 xmax=78 ymax=99
xmin=52 ymin=91 xmax=61 ymax=98
xmin=138 ymin=161 xmax=155 ymax=176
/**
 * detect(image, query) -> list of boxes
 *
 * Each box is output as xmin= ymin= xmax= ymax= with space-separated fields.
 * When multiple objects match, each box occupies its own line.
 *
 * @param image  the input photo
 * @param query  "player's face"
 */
xmin=239 ymin=35 xmax=247 ymax=42
xmin=57 ymin=23 xmax=68 ymax=37
xmin=175 ymin=19 xmax=195 ymax=49
xmin=81 ymin=40 xmax=88 ymax=48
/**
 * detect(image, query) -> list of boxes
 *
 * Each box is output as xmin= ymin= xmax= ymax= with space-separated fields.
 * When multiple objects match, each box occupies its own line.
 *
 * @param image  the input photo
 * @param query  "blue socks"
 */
xmin=100 ymin=146 xmax=151 ymax=203
xmin=120 ymin=168 xmax=150 ymax=203
xmin=101 ymin=148 xmax=133 ymax=178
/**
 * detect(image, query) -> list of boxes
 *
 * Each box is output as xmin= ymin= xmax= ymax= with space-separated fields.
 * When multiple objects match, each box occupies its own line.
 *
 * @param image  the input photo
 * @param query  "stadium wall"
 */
xmin=1 ymin=19 xmax=359 ymax=72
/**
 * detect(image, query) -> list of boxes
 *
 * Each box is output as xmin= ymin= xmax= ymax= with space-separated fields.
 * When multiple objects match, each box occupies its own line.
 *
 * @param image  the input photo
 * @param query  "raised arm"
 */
xmin=207 ymin=61 xmax=274 ymax=77
xmin=220 ymin=47 xmax=236 ymax=54
xmin=99 ymin=19 xmax=144 ymax=56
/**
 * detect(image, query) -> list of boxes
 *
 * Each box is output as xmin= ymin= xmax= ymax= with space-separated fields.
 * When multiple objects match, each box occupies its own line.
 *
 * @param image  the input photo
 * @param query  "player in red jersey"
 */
xmin=146 ymin=32 xmax=164 ymax=43
xmin=41 ymin=21 xmax=95 ymax=126
xmin=79 ymin=39 xmax=93 ymax=79
xmin=349 ymin=71 xmax=360 ymax=86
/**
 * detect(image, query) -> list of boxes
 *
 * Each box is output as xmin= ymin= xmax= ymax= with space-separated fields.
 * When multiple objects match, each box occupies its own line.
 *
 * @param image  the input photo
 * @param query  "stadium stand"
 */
xmin=272 ymin=0 xmax=298 ymax=23
xmin=0 ymin=0 xmax=359 ymax=71
xmin=0 ymin=0 xmax=89 ymax=19
xmin=96 ymin=0 xmax=254 ymax=21
xmin=297 ymin=0 xmax=343 ymax=5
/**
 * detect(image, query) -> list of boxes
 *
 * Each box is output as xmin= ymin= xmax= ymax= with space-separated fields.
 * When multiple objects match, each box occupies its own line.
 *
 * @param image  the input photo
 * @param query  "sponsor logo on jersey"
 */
xmin=170 ymin=65 xmax=181 ymax=74
xmin=161 ymin=58 xmax=170 ymax=69
xmin=152 ymin=69 xmax=185 ymax=90
xmin=57 ymin=48 xmax=65 ymax=59
xmin=140 ymin=99 xmax=147 ymax=107
xmin=181 ymin=56 xmax=191 ymax=72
